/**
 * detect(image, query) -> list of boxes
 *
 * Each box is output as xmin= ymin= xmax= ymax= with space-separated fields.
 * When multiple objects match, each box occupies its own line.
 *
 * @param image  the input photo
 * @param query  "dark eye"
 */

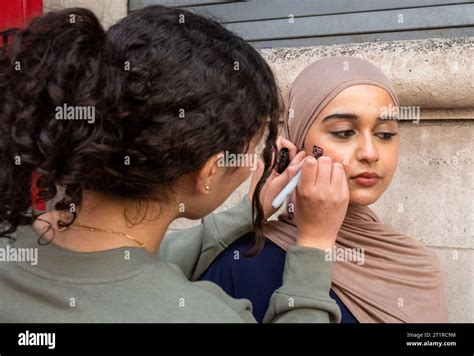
xmin=331 ymin=130 xmax=355 ymax=139
xmin=376 ymin=132 xmax=398 ymax=140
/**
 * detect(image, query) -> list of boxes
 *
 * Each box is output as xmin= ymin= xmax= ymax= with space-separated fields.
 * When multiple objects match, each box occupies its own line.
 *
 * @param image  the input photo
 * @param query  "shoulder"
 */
xmin=204 ymin=232 xmax=286 ymax=272
xmin=0 ymin=237 xmax=9 ymax=248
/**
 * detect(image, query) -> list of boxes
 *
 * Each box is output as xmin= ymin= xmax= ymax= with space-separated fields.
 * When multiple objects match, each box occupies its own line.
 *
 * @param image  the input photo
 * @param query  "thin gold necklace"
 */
xmin=61 ymin=222 xmax=147 ymax=250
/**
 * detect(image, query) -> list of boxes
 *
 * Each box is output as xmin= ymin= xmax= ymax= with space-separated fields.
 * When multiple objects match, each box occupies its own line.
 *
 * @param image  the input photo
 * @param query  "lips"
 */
xmin=351 ymin=172 xmax=380 ymax=187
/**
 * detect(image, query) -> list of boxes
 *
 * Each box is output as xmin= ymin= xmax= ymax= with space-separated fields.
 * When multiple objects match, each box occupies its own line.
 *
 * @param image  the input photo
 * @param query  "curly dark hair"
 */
xmin=0 ymin=6 xmax=281 ymax=254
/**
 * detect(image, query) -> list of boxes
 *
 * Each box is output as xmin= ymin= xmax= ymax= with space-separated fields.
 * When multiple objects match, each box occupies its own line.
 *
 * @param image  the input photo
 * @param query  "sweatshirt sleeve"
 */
xmin=194 ymin=245 xmax=341 ymax=323
xmin=262 ymin=245 xmax=341 ymax=323
xmin=158 ymin=195 xmax=254 ymax=280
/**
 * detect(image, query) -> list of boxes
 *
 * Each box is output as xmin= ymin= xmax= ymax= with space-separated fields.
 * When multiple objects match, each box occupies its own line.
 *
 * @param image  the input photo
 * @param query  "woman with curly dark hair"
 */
xmin=0 ymin=5 xmax=348 ymax=322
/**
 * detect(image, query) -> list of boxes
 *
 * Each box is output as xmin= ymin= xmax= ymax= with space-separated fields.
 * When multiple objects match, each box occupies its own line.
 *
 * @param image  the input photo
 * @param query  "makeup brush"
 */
xmin=271 ymin=145 xmax=324 ymax=209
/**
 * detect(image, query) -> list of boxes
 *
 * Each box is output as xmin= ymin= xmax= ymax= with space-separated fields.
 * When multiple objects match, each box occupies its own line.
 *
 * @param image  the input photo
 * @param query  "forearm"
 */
xmin=263 ymin=246 xmax=341 ymax=323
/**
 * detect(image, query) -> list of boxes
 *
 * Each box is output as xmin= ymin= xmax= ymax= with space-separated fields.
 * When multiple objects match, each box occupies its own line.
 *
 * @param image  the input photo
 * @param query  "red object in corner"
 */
xmin=0 ymin=0 xmax=43 ymax=32
xmin=1 ymin=0 xmax=45 ymax=211
xmin=31 ymin=171 xmax=46 ymax=212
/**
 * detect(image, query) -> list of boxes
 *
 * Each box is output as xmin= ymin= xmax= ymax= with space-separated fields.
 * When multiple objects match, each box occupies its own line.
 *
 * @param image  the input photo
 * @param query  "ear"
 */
xmin=195 ymin=151 xmax=225 ymax=195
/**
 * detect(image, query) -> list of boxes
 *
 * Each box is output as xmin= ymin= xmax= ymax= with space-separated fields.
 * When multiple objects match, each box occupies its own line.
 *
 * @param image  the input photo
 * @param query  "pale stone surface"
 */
xmin=260 ymin=37 xmax=474 ymax=110
xmin=432 ymin=247 xmax=473 ymax=322
xmin=43 ymin=0 xmax=127 ymax=29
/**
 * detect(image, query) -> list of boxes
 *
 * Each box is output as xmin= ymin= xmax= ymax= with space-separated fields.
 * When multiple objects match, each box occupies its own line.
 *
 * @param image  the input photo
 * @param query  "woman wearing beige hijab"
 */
xmin=200 ymin=56 xmax=449 ymax=323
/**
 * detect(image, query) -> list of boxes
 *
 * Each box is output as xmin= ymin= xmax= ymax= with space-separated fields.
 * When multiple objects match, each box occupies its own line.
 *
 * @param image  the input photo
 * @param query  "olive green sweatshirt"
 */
xmin=0 ymin=196 xmax=341 ymax=323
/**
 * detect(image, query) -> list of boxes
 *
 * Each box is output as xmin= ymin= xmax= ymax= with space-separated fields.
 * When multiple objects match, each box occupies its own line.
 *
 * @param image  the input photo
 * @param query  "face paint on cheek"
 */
xmin=312 ymin=145 xmax=324 ymax=159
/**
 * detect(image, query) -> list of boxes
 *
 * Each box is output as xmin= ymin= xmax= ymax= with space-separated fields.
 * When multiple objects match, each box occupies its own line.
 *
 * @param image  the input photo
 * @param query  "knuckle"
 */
xmin=317 ymin=191 xmax=327 ymax=201
xmin=287 ymin=166 xmax=298 ymax=176
xmin=319 ymin=156 xmax=332 ymax=163
xmin=299 ymin=189 xmax=311 ymax=199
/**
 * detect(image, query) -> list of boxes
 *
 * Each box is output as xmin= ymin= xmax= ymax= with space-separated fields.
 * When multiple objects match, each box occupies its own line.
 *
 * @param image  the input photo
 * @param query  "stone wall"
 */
xmin=43 ymin=0 xmax=126 ymax=29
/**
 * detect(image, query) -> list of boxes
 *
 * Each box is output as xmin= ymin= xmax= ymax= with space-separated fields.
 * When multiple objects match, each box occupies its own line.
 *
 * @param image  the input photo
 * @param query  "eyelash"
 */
xmin=330 ymin=130 xmax=398 ymax=140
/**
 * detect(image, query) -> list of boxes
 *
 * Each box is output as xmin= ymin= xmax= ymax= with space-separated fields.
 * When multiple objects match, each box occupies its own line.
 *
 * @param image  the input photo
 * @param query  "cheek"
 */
xmin=314 ymin=145 xmax=355 ymax=177
xmin=379 ymin=141 xmax=400 ymax=177
xmin=305 ymin=136 xmax=353 ymax=177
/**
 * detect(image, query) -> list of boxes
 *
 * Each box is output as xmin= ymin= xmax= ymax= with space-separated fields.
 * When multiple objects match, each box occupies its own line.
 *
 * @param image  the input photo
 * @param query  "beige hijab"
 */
xmin=264 ymin=57 xmax=448 ymax=323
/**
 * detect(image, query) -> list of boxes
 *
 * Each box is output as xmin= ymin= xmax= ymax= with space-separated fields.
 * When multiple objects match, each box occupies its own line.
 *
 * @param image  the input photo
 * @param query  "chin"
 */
xmin=182 ymin=211 xmax=207 ymax=220
xmin=349 ymin=190 xmax=382 ymax=206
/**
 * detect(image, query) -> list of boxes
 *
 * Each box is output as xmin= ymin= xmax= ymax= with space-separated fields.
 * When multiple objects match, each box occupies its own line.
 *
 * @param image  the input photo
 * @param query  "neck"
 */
xmin=33 ymin=191 xmax=177 ymax=254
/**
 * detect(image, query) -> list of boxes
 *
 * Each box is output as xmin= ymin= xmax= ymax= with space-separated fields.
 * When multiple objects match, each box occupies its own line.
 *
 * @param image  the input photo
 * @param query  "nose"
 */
xmin=355 ymin=132 xmax=379 ymax=164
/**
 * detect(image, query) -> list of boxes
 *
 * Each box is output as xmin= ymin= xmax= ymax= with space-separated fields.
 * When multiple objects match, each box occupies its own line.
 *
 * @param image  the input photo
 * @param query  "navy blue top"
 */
xmin=199 ymin=233 xmax=358 ymax=323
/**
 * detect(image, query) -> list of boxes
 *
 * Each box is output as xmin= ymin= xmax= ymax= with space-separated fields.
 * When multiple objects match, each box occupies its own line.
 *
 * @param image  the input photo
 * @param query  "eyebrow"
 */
xmin=321 ymin=112 xmax=400 ymax=122
xmin=321 ymin=113 xmax=358 ymax=122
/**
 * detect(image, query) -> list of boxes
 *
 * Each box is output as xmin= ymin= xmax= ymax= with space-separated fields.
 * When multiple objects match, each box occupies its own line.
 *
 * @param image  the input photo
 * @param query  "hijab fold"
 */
xmin=264 ymin=57 xmax=448 ymax=323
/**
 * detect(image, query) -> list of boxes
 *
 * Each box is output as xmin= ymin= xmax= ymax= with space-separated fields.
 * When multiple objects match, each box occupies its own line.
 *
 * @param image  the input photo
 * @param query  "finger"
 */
xmin=273 ymin=150 xmax=306 ymax=178
xmin=267 ymin=154 xmax=304 ymax=194
xmin=286 ymin=154 xmax=305 ymax=180
xmin=277 ymin=137 xmax=298 ymax=161
xmin=274 ymin=154 xmax=305 ymax=188
xmin=315 ymin=156 xmax=332 ymax=186
xmin=340 ymin=169 xmax=350 ymax=199
xmin=276 ymin=136 xmax=283 ymax=149
xmin=297 ymin=156 xmax=318 ymax=194
xmin=330 ymin=161 xmax=345 ymax=187
xmin=331 ymin=162 xmax=350 ymax=201
xmin=288 ymin=150 xmax=307 ymax=168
